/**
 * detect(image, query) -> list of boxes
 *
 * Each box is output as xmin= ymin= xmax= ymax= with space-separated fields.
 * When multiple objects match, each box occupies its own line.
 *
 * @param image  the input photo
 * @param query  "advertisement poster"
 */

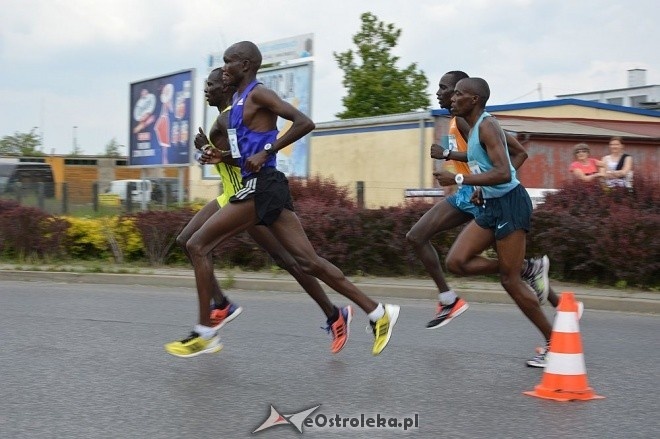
xmin=129 ymin=70 xmax=194 ymax=167
xmin=257 ymin=33 xmax=314 ymax=65
xmin=257 ymin=63 xmax=312 ymax=177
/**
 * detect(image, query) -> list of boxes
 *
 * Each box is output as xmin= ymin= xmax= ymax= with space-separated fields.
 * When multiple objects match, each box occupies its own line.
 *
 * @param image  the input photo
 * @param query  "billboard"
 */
xmin=207 ymin=34 xmax=314 ymax=69
xmin=257 ymin=33 xmax=314 ymax=65
xmin=129 ymin=70 xmax=194 ymax=167
xmin=257 ymin=62 xmax=312 ymax=177
xmin=201 ymin=62 xmax=313 ymax=179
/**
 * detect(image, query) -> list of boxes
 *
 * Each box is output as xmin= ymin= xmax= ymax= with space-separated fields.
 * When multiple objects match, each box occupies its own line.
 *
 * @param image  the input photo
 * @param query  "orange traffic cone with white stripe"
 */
xmin=524 ymin=292 xmax=604 ymax=402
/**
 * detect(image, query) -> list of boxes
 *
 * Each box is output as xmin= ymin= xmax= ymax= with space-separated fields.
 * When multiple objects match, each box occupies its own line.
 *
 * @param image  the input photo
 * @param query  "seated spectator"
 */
xmin=601 ymin=136 xmax=633 ymax=188
xmin=569 ymin=143 xmax=603 ymax=183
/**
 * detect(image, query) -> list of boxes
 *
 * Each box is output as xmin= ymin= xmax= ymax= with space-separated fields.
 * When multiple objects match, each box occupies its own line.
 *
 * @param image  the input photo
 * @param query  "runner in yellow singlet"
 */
xmin=211 ymin=107 xmax=243 ymax=208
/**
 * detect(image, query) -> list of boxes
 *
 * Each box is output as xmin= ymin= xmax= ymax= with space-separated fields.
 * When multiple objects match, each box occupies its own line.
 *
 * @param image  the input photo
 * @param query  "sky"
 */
xmin=1 ymin=0 xmax=657 ymax=155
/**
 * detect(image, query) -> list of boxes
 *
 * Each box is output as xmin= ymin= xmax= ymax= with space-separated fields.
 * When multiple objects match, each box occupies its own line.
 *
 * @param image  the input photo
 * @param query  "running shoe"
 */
xmin=526 ymin=343 xmax=549 ymax=368
xmin=522 ymin=255 xmax=550 ymax=305
xmin=323 ymin=305 xmax=353 ymax=354
xmin=210 ymin=302 xmax=243 ymax=331
xmin=370 ymin=304 xmax=400 ymax=356
xmin=426 ymin=298 xmax=469 ymax=329
xmin=164 ymin=331 xmax=222 ymax=358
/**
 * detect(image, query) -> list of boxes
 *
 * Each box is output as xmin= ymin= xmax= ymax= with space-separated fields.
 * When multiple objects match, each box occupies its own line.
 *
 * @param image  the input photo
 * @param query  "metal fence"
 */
xmin=0 ymin=181 xmax=197 ymax=215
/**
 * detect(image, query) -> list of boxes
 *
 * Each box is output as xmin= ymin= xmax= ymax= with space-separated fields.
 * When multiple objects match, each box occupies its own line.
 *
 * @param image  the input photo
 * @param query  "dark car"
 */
xmin=150 ymin=178 xmax=186 ymax=203
xmin=0 ymin=161 xmax=55 ymax=198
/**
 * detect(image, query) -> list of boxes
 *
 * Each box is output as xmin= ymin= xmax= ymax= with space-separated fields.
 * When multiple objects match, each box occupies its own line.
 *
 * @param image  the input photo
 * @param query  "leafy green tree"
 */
xmin=0 ymin=128 xmax=44 ymax=156
xmin=104 ymin=138 xmax=124 ymax=157
xmin=334 ymin=12 xmax=430 ymax=119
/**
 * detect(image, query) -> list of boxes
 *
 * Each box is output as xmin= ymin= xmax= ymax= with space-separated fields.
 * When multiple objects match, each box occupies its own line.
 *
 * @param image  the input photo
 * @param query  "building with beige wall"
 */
xmin=311 ymin=112 xmax=435 ymax=208
xmin=188 ymin=164 xmax=223 ymax=201
xmin=19 ymin=99 xmax=654 ymax=210
xmin=309 ymin=99 xmax=659 ymax=208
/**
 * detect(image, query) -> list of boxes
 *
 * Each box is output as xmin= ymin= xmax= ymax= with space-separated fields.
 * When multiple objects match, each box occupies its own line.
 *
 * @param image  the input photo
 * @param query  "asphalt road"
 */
xmin=1 ymin=280 xmax=658 ymax=439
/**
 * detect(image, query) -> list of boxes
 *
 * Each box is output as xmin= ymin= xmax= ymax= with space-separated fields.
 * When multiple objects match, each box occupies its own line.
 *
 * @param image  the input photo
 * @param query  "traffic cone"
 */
xmin=524 ymin=292 xmax=604 ymax=402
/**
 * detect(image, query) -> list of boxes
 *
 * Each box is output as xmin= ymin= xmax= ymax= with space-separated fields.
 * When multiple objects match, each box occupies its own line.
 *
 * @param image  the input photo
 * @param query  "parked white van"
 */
xmin=107 ymin=179 xmax=152 ymax=204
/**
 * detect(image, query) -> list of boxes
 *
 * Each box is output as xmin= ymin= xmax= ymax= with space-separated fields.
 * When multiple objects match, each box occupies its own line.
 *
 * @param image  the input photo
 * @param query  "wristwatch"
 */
xmin=442 ymin=148 xmax=451 ymax=159
xmin=454 ymin=173 xmax=464 ymax=186
xmin=264 ymin=143 xmax=276 ymax=156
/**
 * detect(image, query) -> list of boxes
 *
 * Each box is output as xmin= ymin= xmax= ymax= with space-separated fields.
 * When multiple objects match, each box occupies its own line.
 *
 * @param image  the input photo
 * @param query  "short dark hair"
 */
xmin=209 ymin=67 xmax=223 ymax=79
xmin=573 ymin=143 xmax=590 ymax=154
xmin=446 ymin=71 xmax=469 ymax=83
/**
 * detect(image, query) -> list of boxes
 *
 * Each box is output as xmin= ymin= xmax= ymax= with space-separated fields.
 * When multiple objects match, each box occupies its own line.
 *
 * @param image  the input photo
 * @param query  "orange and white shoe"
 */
xmin=210 ymin=302 xmax=243 ymax=331
xmin=324 ymin=306 xmax=353 ymax=354
xmin=426 ymin=298 xmax=469 ymax=329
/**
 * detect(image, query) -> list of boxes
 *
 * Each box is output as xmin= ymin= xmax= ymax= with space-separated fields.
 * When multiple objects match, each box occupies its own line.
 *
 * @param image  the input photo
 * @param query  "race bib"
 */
xmin=227 ymin=128 xmax=241 ymax=158
xmin=441 ymin=134 xmax=457 ymax=151
xmin=468 ymin=160 xmax=483 ymax=195
xmin=468 ymin=160 xmax=482 ymax=174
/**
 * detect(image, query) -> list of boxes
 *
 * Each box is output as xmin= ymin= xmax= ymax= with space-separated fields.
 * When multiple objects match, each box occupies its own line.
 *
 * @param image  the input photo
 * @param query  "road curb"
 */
xmin=3 ymin=270 xmax=658 ymax=315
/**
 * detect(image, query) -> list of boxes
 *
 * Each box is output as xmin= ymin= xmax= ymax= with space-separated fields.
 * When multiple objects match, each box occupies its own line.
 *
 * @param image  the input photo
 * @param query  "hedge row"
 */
xmin=0 ymin=175 xmax=657 ymax=288
xmin=527 ymin=176 xmax=659 ymax=287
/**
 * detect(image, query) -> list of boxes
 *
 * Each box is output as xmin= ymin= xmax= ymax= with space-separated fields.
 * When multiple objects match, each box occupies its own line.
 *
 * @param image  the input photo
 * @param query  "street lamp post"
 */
xmin=72 ymin=126 xmax=78 ymax=154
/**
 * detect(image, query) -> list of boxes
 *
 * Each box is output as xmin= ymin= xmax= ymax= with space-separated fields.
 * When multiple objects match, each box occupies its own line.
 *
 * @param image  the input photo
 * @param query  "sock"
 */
xmin=438 ymin=290 xmax=457 ymax=305
xmin=327 ymin=306 xmax=340 ymax=324
xmin=367 ymin=303 xmax=385 ymax=322
xmin=214 ymin=296 xmax=229 ymax=310
xmin=194 ymin=324 xmax=216 ymax=339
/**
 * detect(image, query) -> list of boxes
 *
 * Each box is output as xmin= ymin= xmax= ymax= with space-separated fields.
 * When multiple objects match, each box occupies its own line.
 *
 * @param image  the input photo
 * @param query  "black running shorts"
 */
xmin=229 ymin=167 xmax=294 ymax=225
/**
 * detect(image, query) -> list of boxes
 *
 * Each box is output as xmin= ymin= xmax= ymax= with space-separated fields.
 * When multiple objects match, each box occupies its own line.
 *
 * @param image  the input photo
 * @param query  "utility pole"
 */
xmin=72 ymin=125 xmax=78 ymax=155
xmin=40 ymin=97 xmax=45 ymax=151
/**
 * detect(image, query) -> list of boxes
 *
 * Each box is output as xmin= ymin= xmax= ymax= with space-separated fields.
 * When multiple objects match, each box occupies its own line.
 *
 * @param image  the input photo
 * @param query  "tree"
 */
xmin=104 ymin=138 xmax=124 ymax=157
xmin=68 ymin=143 xmax=84 ymax=157
xmin=333 ymin=12 xmax=430 ymax=119
xmin=0 ymin=128 xmax=44 ymax=156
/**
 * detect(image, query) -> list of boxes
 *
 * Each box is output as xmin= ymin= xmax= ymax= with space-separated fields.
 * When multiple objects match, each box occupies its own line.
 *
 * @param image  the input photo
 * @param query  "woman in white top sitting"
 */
xmin=601 ymin=136 xmax=633 ymax=188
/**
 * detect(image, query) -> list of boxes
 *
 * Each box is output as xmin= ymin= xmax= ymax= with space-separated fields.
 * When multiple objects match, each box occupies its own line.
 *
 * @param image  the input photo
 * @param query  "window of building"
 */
xmin=629 ymin=95 xmax=647 ymax=108
xmin=64 ymin=158 xmax=98 ymax=165
xmin=607 ymin=97 xmax=624 ymax=106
